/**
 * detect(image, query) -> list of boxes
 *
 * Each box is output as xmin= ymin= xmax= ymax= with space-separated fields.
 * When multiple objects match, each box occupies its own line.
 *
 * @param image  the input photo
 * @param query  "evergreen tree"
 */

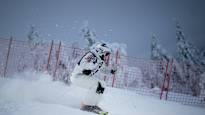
xmin=175 ymin=21 xmax=203 ymax=96
xmin=27 ymin=25 xmax=46 ymax=72
xmin=151 ymin=34 xmax=171 ymax=62
xmin=150 ymin=34 xmax=173 ymax=89
xmin=27 ymin=25 xmax=43 ymax=48
xmin=81 ymin=22 xmax=96 ymax=50
xmin=200 ymin=50 xmax=205 ymax=66
xmin=151 ymin=34 xmax=161 ymax=60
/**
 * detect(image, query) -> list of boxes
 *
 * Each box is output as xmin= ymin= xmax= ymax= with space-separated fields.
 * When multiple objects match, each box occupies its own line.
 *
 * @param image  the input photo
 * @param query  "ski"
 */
xmin=81 ymin=105 xmax=108 ymax=115
xmin=99 ymin=111 xmax=108 ymax=115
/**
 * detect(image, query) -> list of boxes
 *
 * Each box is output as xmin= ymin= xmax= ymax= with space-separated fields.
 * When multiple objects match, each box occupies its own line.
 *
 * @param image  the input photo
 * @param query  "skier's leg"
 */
xmin=70 ymin=75 xmax=106 ymax=110
xmin=70 ymin=75 xmax=99 ymax=89
xmin=83 ymin=81 xmax=106 ymax=106
xmin=81 ymin=81 xmax=106 ymax=113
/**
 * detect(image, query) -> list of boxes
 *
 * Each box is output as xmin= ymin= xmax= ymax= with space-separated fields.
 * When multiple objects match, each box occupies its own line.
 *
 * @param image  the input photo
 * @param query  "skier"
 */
xmin=70 ymin=42 xmax=117 ymax=114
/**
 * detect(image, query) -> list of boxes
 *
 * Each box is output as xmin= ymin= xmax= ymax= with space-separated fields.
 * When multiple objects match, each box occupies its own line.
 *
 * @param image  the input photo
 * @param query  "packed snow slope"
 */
xmin=0 ymin=71 xmax=204 ymax=115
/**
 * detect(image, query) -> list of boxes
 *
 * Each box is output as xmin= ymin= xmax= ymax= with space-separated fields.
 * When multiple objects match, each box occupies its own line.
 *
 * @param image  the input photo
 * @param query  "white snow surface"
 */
xmin=0 ymin=71 xmax=204 ymax=115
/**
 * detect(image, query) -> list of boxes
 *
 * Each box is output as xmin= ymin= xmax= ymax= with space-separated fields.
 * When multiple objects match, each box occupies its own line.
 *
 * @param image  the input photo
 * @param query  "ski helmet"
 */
xmin=91 ymin=42 xmax=111 ymax=61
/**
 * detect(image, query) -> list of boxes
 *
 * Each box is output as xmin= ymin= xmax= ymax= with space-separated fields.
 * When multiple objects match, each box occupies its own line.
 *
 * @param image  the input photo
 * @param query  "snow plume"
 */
xmin=0 ymin=71 xmax=87 ymax=113
xmin=0 ymin=71 xmax=205 ymax=115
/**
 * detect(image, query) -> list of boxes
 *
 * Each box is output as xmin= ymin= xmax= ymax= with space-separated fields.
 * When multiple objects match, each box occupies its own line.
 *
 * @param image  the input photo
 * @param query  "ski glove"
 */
xmin=111 ymin=69 xmax=117 ymax=74
xmin=82 ymin=69 xmax=92 ymax=75
xmin=110 ymin=64 xmax=117 ymax=74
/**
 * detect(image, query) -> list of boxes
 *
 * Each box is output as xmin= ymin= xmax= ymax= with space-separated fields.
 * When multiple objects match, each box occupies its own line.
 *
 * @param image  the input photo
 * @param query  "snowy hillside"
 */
xmin=0 ymin=71 xmax=204 ymax=115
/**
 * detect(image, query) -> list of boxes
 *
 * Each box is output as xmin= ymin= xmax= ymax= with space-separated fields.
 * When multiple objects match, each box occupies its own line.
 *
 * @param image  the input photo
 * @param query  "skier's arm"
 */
xmin=100 ymin=64 xmax=117 ymax=75
xmin=78 ymin=52 xmax=99 ymax=76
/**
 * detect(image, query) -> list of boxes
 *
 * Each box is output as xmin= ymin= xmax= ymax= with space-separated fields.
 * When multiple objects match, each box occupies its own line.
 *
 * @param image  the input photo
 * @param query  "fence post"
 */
xmin=104 ymin=54 xmax=110 ymax=81
xmin=46 ymin=40 xmax=54 ymax=71
xmin=165 ymin=59 xmax=174 ymax=100
xmin=160 ymin=60 xmax=169 ymax=99
xmin=53 ymin=41 xmax=61 ymax=80
xmin=112 ymin=50 xmax=119 ymax=87
xmin=3 ymin=37 xmax=13 ymax=77
xmin=160 ymin=59 xmax=174 ymax=100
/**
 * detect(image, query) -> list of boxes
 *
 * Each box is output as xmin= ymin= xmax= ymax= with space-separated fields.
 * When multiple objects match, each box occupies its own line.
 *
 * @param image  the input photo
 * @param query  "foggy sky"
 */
xmin=0 ymin=0 xmax=205 ymax=58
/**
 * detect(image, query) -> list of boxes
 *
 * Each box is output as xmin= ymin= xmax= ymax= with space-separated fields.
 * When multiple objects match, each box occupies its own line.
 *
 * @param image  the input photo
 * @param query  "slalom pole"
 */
xmin=104 ymin=54 xmax=110 ymax=81
xmin=112 ymin=50 xmax=119 ymax=87
xmin=53 ymin=41 xmax=61 ymax=80
xmin=3 ymin=37 xmax=13 ymax=77
xmin=160 ymin=60 xmax=169 ymax=100
xmin=46 ymin=40 xmax=54 ymax=71
xmin=165 ymin=59 xmax=174 ymax=100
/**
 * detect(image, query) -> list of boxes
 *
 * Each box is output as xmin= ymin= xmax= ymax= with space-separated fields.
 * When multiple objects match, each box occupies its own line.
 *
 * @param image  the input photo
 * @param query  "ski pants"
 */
xmin=70 ymin=75 xmax=106 ymax=106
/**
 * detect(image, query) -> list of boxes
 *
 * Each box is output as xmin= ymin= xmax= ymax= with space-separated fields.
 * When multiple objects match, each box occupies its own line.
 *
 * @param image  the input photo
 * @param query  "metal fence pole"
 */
xmin=165 ymin=59 xmax=174 ymax=100
xmin=112 ymin=50 xmax=119 ymax=87
xmin=104 ymin=54 xmax=110 ymax=81
xmin=160 ymin=60 xmax=169 ymax=99
xmin=3 ymin=37 xmax=13 ymax=77
xmin=53 ymin=41 xmax=61 ymax=79
xmin=46 ymin=40 xmax=54 ymax=71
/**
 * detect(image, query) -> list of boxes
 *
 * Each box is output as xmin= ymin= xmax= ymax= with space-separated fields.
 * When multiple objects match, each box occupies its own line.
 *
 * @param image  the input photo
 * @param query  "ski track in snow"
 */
xmin=0 ymin=71 xmax=205 ymax=115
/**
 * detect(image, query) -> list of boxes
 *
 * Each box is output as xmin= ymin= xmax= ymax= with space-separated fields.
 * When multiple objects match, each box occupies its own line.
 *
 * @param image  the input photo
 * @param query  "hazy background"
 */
xmin=0 ymin=0 xmax=205 ymax=58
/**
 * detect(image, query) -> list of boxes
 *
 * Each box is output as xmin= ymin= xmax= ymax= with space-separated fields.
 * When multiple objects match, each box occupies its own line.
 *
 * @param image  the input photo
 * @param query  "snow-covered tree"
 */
xmin=200 ymin=50 xmax=205 ymax=66
xmin=151 ymin=34 xmax=172 ymax=62
xmin=27 ymin=25 xmax=43 ymax=48
xmin=81 ymin=22 xmax=96 ymax=50
xmin=151 ymin=34 xmax=161 ymax=60
xmin=175 ymin=21 xmax=204 ymax=96
xmin=150 ymin=22 xmax=205 ymax=96
xmin=176 ymin=22 xmax=201 ymax=66
xmin=26 ymin=25 xmax=47 ymax=72
xmin=150 ymin=34 xmax=173 ymax=89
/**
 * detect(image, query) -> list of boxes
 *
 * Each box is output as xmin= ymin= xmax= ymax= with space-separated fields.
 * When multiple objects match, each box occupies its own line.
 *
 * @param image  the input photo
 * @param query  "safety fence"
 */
xmin=0 ymin=38 xmax=205 ymax=107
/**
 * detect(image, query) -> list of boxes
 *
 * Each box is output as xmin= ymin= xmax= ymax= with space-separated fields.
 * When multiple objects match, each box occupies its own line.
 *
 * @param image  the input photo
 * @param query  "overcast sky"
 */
xmin=0 ymin=0 xmax=205 ymax=58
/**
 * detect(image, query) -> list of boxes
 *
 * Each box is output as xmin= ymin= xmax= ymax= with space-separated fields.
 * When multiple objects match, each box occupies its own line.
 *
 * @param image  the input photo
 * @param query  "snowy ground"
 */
xmin=0 ymin=71 xmax=204 ymax=115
